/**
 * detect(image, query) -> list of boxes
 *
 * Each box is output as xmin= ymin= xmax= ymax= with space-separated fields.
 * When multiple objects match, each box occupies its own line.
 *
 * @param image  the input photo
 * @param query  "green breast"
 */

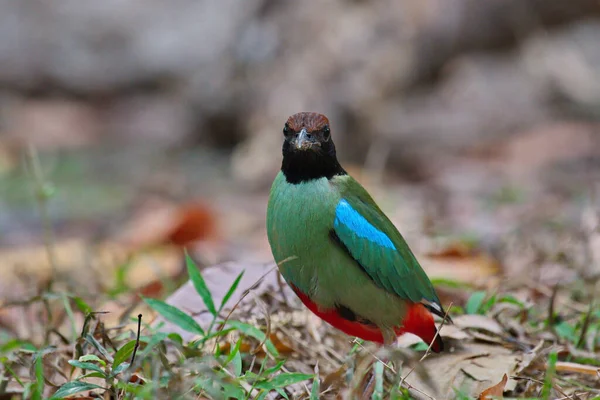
xmin=266 ymin=173 xmax=338 ymax=297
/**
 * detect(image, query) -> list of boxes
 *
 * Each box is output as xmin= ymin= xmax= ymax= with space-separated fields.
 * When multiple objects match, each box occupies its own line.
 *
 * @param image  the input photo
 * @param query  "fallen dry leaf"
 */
xmin=137 ymin=280 xmax=168 ymax=299
xmin=478 ymin=373 xmax=507 ymax=399
xmin=453 ymin=314 xmax=504 ymax=336
xmin=439 ymin=324 xmax=471 ymax=341
xmin=165 ymin=202 xmax=218 ymax=247
xmin=217 ymin=331 xmax=295 ymax=356
xmin=419 ymin=242 xmax=501 ymax=286
xmin=115 ymin=200 xmax=218 ymax=248
xmin=546 ymin=361 xmax=600 ymax=377
xmin=404 ymin=342 xmax=519 ymax=399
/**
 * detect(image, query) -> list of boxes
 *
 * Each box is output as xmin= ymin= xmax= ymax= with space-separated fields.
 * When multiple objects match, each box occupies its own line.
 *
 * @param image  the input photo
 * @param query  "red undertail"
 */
xmin=291 ymin=286 xmax=443 ymax=352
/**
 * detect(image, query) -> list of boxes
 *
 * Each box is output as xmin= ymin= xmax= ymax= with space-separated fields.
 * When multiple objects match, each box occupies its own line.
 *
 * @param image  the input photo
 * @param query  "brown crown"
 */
xmin=286 ymin=112 xmax=330 ymax=133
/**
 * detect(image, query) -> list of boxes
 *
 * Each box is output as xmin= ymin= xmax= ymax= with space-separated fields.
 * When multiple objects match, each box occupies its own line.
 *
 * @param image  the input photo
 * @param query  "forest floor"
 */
xmin=0 ymin=138 xmax=599 ymax=399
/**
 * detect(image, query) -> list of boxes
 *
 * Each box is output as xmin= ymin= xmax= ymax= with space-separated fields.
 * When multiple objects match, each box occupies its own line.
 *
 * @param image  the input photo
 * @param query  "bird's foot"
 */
xmin=358 ymin=366 xmax=376 ymax=400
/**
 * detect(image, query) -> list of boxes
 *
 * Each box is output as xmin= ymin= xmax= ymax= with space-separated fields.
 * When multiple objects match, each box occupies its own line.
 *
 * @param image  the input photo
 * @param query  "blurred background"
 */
xmin=1 ymin=0 xmax=600 ymax=300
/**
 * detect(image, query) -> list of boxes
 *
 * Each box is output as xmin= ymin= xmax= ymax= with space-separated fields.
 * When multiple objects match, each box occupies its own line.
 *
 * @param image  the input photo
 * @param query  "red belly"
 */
xmin=291 ymin=285 xmax=443 ymax=352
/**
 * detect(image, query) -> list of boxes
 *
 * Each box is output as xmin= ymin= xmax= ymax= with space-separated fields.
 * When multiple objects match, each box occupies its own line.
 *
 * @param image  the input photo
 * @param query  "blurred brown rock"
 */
xmin=3 ymin=98 xmax=99 ymax=150
xmin=1 ymin=0 xmax=599 ymax=161
xmin=0 ymin=0 xmax=599 ymax=192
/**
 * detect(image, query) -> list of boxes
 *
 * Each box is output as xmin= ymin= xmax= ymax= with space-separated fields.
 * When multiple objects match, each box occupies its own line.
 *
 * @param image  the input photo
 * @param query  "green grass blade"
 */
xmin=68 ymin=360 xmax=105 ymax=375
xmin=84 ymin=335 xmax=113 ymax=363
xmin=263 ymin=360 xmax=286 ymax=376
xmin=224 ymin=338 xmax=243 ymax=365
xmin=31 ymin=353 xmax=44 ymax=400
xmin=465 ymin=291 xmax=486 ymax=314
xmin=61 ymin=293 xmax=78 ymax=341
xmin=254 ymin=372 xmax=313 ymax=390
xmin=310 ymin=376 xmax=320 ymax=400
xmin=220 ymin=270 xmax=245 ymax=311
xmin=50 ymin=381 xmax=104 ymax=399
xmin=226 ymin=321 xmax=279 ymax=357
xmin=79 ymin=354 xmax=106 ymax=366
xmin=113 ymin=340 xmax=137 ymax=369
xmin=185 ymin=251 xmax=217 ymax=316
xmin=111 ymin=362 xmax=130 ymax=376
xmin=373 ymin=361 xmax=384 ymax=400
xmin=541 ymin=352 xmax=557 ymax=400
xmin=71 ymin=296 xmax=93 ymax=314
xmin=232 ymin=349 xmax=243 ymax=377
xmin=143 ymin=297 xmax=204 ymax=336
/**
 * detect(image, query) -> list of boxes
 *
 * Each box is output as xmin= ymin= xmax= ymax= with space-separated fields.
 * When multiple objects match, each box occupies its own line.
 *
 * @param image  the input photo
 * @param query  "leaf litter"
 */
xmin=1 ymin=143 xmax=600 ymax=399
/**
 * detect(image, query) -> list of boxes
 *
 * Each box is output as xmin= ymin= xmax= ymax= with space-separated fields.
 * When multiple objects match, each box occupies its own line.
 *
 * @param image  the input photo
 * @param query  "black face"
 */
xmin=282 ymin=123 xmax=331 ymax=152
xmin=280 ymin=113 xmax=346 ymax=184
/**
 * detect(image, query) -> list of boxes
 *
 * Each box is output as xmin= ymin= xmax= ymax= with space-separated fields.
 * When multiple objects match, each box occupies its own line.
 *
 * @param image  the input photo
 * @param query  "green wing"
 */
xmin=332 ymin=176 xmax=443 ymax=315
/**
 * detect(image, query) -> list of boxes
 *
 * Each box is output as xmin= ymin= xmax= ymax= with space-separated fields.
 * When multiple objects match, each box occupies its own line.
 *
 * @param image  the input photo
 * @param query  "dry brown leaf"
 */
xmin=165 ymin=202 xmax=218 ymax=246
xmin=322 ymin=365 xmax=348 ymax=392
xmin=404 ymin=343 xmax=519 ymax=399
xmin=136 ymin=280 xmax=168 ymax=298
xmin=478 ymin=373 xmax=507 ymax=399
xmin=552 ymin=361 xmax=599 ymax=376
xmin=129 ymin=374 xmax=146 ymax=384
xmin=217 ymin=331 xmax=294 ymax=356
xmin=453 ymin=314 xmax=504 ymax=336
xmin=268 ymin=332 xmax=295 ymax=354
xmin=514 ymin=341 xmax=545 ymax=374
xmin=116 ymin=200 xmax=217 ymax=248
xmin=419 ymin=243 xmax=501 ymax=286
xmin=439 ymin=324 xmax=471 ymax=341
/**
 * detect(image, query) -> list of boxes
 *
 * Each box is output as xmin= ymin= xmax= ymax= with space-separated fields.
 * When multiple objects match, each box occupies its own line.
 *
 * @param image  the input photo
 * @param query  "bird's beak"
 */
xmin=295 ymin=128 xmax=312 ymax=150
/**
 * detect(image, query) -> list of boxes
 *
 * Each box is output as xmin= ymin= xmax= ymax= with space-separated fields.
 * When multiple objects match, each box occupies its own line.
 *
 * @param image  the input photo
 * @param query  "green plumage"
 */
xmin=266 ymin=171 xmax=441 ymax=331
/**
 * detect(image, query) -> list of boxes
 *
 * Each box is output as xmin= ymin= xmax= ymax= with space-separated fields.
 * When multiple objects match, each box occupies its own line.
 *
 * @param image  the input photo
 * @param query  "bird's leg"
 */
xmin=381 ymin=327 xmax=397 ymax=347
xmin=355 ymin=348 xmax=378 ymax=400
xmin=276 ymin=271 xmax=290 ymax=305
xmin=359 ymin=368 xmax=376 ymax=400
xmin=357 ymin=335 xmax=394 ymax=400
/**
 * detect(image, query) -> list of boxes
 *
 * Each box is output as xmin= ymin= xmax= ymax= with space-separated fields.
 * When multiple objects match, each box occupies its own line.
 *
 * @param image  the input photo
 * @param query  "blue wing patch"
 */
xmin=334 ymin=199 xmax=396 ymax=250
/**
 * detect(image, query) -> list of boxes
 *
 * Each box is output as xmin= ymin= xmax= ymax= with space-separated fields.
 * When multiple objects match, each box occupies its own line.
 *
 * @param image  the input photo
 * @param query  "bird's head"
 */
xmin=280 ymin=112 xmax=346 ymax=183
xmin=283 ymin=112 xmax=332 ymax=153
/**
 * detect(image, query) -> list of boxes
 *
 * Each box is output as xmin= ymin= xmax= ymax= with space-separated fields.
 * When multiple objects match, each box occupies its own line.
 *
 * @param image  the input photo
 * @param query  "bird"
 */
xmin=266 ymin=112 xmax=449 ymax=352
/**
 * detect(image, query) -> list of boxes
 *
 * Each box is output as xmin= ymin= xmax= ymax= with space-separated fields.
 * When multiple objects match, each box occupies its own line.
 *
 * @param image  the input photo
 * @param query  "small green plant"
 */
xmin=45 ymin=252 xmax=314 ymax=399
xmin=465 ymin=291 xmax=526 ymax=315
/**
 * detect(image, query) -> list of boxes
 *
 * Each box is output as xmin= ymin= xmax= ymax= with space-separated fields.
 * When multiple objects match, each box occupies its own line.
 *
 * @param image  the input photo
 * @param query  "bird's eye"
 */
xmin=283 ymin=123 xmax=291 ymax=136
xmin=322 ymin=125 xmax=331 ymax=140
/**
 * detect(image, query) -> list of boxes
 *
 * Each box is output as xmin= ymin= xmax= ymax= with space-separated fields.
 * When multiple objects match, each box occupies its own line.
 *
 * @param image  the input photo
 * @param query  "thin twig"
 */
xmin=251 ymin=297 xmax=271 ymax=355
xmin=352 ymin=339 xmax=396 ymax=373
xmin=210 ymin=257 xmax=296 ymax=353
xmin=130 ymin=314 xmax=142 ymax=366
xmin=548 ymin=285 xmax=559 ymax=339
xmin=210 ymin=264 xmax=278 ymax=354
xmin=575 ymin=302 xmax=593 ymax=349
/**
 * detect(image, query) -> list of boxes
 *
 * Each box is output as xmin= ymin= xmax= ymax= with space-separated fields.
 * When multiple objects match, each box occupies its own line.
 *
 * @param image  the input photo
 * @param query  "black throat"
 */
xmin=281 ymin=141 xmax=346 ymax=184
